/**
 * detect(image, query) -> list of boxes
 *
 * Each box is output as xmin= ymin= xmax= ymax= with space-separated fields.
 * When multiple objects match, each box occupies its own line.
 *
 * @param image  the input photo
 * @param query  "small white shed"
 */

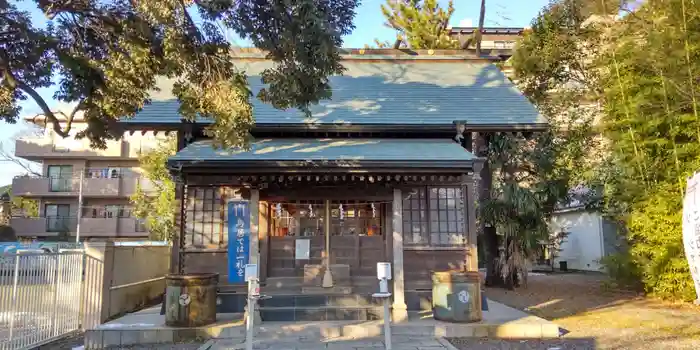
xmin=549 ymin=207 xmax=614 ymax=272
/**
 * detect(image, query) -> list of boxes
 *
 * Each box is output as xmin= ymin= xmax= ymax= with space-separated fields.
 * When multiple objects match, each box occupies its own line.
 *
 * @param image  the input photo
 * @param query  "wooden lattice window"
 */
xmin=185 ymin=187 xmax=222 ymax=248
xmin=402 ymin=188 xmax=428 ymax=245
xmin=402 ymin=186 xmax=466 ymax=247
xmin=428 ymin=187 xmax=465 ymax=245
xmin=185 ymin=186 xmax=242 ymax=248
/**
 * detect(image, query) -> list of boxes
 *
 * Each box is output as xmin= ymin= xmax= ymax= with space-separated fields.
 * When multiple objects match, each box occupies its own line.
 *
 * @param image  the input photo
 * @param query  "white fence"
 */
xmin=0 ymin=250 xmax=90 ymax=350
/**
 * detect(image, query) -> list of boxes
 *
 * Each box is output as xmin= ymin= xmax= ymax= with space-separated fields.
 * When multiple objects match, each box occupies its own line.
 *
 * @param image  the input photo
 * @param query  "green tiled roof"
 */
xmin=127 ymin=59 xmax=545 ymax=128
xmin=168 ymin=138 xmax=475 ymax=169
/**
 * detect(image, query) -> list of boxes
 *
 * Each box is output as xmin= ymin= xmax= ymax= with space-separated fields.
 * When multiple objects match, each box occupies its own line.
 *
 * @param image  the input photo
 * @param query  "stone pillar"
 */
xmin=249 ymin=189 xmax=260 ymax=266
xmin=391 ymin=189 xmax=408 ymax=322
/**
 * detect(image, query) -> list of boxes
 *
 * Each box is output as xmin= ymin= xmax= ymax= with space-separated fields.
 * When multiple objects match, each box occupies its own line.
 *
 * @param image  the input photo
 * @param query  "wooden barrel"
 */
xmin=431 ymin=271 xmax=482 ymax=323
xmin=164 ymin=273 xmax=219 ymax=327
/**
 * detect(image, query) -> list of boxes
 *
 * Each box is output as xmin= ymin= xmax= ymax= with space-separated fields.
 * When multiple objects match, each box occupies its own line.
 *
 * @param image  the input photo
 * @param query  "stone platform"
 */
xmin=83 ymin=300 xmax=560 ymax=349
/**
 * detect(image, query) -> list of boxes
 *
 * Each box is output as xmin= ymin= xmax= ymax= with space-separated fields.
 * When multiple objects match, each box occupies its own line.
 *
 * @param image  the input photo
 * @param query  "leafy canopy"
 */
xmin=484 ymin=0 xmax=605 ymax=287
xmin=1 ymin=0 xmax=359 ymax=148
xmin=375 ymin=0 xmax=459 ymax=49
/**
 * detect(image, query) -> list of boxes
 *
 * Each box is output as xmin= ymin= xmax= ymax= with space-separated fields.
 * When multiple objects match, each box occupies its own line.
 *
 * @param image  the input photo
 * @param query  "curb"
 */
xmin=197 ymin=339 xmax=216 ymax=350
xmin=437 ymin=337 xmax=460 ymax=350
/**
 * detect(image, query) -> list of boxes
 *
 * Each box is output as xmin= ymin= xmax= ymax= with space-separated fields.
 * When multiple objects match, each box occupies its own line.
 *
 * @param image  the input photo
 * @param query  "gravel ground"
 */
xmin=448 ymin=337 xmax=596 ymax=350
xmin=481 ymin=272 xmax=700 ymax=350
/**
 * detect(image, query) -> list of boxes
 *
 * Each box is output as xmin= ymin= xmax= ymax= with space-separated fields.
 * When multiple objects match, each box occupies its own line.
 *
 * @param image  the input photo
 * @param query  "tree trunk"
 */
xmin=475 ymin=0 xmax=486 ymax=56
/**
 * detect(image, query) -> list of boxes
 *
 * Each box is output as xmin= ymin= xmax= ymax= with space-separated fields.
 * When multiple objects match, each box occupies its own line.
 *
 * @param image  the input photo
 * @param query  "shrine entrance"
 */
xmin=267 ymin=199 xmax=388 ymax=279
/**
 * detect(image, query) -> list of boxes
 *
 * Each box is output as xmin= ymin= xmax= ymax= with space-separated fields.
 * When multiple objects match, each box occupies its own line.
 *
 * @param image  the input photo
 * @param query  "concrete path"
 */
xmin=205 ymin=335 xmax=453 ymax=350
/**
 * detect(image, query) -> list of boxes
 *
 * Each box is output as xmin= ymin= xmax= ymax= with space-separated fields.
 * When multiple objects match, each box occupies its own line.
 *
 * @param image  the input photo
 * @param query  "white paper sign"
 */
xmin=245 ymin=264 xmax=258 ymax=282
xmin=295 ymin=239 xmax=311 ymax=260
xmin=683 ymin=172 xmax=700 ymax=302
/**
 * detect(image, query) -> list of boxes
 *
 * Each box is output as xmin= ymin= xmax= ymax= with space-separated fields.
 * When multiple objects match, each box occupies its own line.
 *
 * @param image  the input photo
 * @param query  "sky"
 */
xmin=0 ymin=0 xmax=551 ymax=186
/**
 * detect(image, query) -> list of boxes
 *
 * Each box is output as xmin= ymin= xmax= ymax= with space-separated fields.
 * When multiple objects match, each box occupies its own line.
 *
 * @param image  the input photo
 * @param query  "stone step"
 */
xmin=259 ymin=306 xmax=385 ymax=322
xmin=259 ymin=293 xmax=385 ymax=308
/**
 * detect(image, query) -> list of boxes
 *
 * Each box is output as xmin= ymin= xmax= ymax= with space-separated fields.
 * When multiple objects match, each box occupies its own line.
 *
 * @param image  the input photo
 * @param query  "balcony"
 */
xmin=11 ymin=217 xmax=149 ymax=238
xmin=10 ymin=217 xmax=78 ymax=237
xmin=12 ymin=174 xmax=155 ymax=198
xmin=14 ymin=137 xmax=129 ymax=161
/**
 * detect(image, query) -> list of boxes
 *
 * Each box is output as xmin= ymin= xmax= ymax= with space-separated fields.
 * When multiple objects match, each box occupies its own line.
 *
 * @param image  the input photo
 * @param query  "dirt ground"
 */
xmin=482 ymin=272 xmax=700 ymax=350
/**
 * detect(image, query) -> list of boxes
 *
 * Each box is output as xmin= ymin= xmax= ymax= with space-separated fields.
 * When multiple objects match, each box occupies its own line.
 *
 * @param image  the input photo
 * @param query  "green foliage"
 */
xmin=485 ymin=0 xmax=602 ymax=287
xmin=131 ymin=137 xmax=176 ymax=241
xmin=376 ymin=0 xmax=459 ymax=49
xmin=590 ymin=0 xmax=700 ymax=300
xmin=11 ymin=196 xmax=38 ymax=217
xmin=1 ymin=0 xmax=360 ymax=149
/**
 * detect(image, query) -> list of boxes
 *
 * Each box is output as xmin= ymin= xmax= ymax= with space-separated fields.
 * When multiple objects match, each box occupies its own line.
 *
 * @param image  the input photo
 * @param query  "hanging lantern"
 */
xmin=371 ymin=203 xmax=376 ymax=218
xmin=308 ymin=204 xmax=314 ymax=217
xmin=339 ymin=204 xmax=345 ymax=220
xmin=276 ymin=203 xmax=282 ymax=218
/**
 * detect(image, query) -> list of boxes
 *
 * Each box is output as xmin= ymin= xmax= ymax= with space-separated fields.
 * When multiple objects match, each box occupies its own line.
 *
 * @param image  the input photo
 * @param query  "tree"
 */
xmin=481 ymin=105 xmax=594 ymax=288
xmin=1 ymin=0 xmax=360 ymax=149
xmin=131 ymin=137 xmax=176 ymax=241
xmin=590 ymin=0 xmax=700 ymax=300
xmin=547 ymin=229 xmax=570 ymax=272
xmin=482 ymin=0 xmax=607 ymax=288
xmin=375 ymin=0 xmax=459 ymax=49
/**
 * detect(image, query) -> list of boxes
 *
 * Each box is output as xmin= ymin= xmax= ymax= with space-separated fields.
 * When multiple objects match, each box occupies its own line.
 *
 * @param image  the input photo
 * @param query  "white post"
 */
xmin=383 ymin=299 xmax=392 ymax=350
xmin=374 ymin=262 xmax=393 ymax=350
xmin=245 ymin=279 xmax=256 ymax=350
xmin=75 ymin=170 xmax=84 ymax=243
xmin=244 ymin=264 xmax=259 ymax=350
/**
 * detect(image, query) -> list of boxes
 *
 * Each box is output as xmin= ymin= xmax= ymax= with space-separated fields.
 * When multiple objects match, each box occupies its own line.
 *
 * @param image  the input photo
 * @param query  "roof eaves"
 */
xmin=167 ymin=158 xmax=475 ymax=172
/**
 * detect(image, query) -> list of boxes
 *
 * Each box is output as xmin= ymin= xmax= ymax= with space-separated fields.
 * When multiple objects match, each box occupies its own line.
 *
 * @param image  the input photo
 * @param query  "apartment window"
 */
xmin=45 ymin=204 xmax=72 ymax=232
xmin=48 ymin=165 xmax=73 ymax=192
xmin=402 ymin=187 xmax=466 ymax=247
xmin=135 ymin=218 xmax=148 ymax=232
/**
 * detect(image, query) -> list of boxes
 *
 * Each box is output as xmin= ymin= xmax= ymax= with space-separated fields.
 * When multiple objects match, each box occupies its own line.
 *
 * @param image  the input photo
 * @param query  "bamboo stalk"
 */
xmin=602 ymin=0 xmax=649 ymax=190
xmin=659 ymin=70 xmax=685 ymax=196
xmin=680 ymin=0 xmax=700 ymax=141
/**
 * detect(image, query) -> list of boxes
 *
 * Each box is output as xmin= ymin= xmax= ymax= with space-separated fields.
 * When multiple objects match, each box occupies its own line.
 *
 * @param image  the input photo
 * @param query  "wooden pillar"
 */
xmin=391 ymin=189 xmax=408 ymax=322
xmin=465 ymin=171 xmax=480 ymax=271
xmin=249 ymin=189 xmax=260 ymax=266
xmin=259 ymin=201 xmax=269 ymax=282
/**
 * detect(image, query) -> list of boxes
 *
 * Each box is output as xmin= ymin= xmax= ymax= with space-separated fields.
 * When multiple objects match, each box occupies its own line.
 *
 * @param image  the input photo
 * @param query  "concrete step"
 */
xmin=259 ymin=293 xmax=384 ymax=308
xmin=259 ymin=306 xmax=385 ymax=322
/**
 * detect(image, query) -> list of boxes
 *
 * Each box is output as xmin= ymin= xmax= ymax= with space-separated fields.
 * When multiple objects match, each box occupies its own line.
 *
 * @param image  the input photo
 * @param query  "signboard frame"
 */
xmin=228 ymin=200 xmax=250 ymax=283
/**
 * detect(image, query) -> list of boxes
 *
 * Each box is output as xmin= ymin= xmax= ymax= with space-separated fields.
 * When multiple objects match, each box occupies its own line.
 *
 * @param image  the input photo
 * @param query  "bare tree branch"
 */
xmin=0 ymin=142 xmax=41 ymax=177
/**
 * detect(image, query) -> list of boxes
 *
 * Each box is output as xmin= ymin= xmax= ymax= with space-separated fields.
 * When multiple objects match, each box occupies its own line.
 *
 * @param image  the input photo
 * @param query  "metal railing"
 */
xmin=0 ymin=250 xmax=85 ymax=350
xmin=46 ymin=216 xmax=78 ymax=233
xmin=48 ymin=177 xmax=73 ymax=192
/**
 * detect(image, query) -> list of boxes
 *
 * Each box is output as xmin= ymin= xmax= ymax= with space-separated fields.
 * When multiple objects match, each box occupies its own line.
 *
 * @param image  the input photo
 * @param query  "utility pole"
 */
xmin=75 ymin=170 xmax=84 ymax=243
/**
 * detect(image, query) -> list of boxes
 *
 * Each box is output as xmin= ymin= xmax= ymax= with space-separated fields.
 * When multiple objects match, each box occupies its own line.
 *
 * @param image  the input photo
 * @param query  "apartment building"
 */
xmin=10 ymin=115 xmax=163 ymax=241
